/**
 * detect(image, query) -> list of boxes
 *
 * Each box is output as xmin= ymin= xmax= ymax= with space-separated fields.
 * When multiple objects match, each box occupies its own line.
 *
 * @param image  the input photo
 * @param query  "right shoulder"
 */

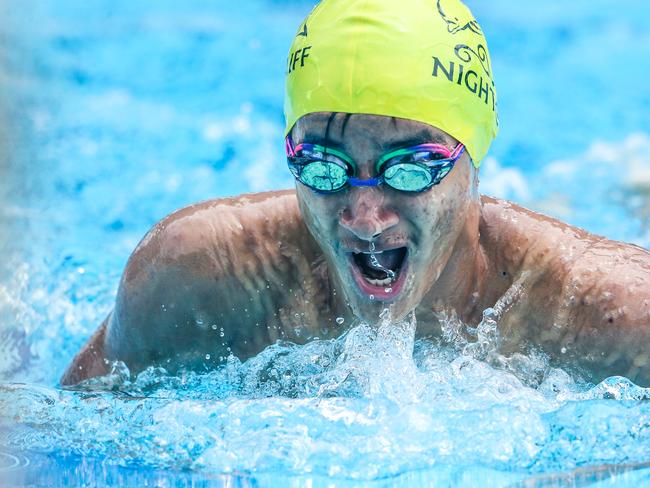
xmin=106 ymin=190 xmax=313 ymax=364
xmin=123 ymin=189 xmax=304 ymax=285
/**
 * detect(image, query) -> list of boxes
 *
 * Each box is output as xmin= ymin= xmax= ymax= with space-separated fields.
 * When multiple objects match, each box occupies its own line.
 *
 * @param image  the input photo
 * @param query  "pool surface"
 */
xmin=1 ymin=0 xmax=650 ymax=486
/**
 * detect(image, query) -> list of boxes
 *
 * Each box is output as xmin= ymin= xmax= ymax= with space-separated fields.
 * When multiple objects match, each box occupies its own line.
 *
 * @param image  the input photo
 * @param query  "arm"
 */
xmin=61 ymin=190 xmax=318 ymax=385
xmin=480 ymin=197 xmax=650 ymax=384
xmin=60 ymin=206 xmax=234 ymax=385
xmin=557 ymin=241 xmax=650 ymax=384
xmin=60 ymin=314 xmax=110 ymax=386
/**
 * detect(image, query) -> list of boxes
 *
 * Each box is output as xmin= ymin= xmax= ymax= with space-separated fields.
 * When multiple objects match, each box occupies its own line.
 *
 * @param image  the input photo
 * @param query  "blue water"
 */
xmin=1 ymin=0 xmax=650 ymax=486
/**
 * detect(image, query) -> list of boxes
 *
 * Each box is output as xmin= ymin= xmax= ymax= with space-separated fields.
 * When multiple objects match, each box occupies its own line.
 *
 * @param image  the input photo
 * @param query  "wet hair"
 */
xmin=322 ymin=112 xmax=338 ymax=147
xmin=322 ymin=113 xmax=398 ymax=147
xmin=340 ymin=113 xmax=354 ymax=136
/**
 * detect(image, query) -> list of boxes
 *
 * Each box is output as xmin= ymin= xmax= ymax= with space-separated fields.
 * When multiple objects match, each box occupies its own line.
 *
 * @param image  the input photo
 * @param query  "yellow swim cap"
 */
xmin=284 ymin=0 xmax=498 ymax=166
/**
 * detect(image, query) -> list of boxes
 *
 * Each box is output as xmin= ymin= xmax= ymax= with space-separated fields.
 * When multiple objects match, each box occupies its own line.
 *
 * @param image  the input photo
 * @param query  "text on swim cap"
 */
xmin=432 ymin=57 xmax=496 ymax=113
xmin=287 ymin=46 xmax=312 ymax=74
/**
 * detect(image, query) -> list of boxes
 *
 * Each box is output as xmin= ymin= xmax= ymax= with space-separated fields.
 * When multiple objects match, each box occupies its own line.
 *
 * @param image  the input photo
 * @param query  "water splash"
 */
xmin=3 ymin=304 xmax=650 ymax=481
xmin=368 ymin=241 xmax=396 ymax=282
xmin=306 ymin=309 xmax=422 ymax=403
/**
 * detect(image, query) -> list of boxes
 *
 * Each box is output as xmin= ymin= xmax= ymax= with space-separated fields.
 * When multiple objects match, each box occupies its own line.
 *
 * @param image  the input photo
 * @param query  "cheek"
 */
xmin=411 ymin=182 xmax=470 ymax=248
xmin=297 ymin=188 xmax=341 ymax=240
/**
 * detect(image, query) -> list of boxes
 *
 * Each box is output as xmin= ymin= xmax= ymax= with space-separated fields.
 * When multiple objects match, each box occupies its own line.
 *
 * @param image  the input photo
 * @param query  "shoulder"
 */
xmin=479 ymin=195 xmax=650 ymax=379
xmin=123 ymin=189 xmax=306 ymax=284
xmin=479 ymin=195 xmax=593 ymax=276
xmin=564 ymin=239 xmax=650 ymax=328
xmin=106 ymin=190 xmax=317 ymax=363
xmin=479 ymin=195 xmax=650 ymax=312
xmin=479 ymin=195 xmax=650 ymax=315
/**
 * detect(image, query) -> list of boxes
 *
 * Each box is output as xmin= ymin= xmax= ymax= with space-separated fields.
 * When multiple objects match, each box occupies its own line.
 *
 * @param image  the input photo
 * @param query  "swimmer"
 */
xmin=62 ymin=0 xmax=650 ymax=386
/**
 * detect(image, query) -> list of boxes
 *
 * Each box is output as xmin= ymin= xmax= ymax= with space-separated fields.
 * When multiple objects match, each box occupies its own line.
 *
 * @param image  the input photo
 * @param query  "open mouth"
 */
xmin=349 ymin=247 xmax=408 ymax=300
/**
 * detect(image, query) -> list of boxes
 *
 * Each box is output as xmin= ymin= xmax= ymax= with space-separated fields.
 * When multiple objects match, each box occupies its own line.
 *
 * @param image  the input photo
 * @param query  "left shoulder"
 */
xmin=565 ymin=238 xmax=650 ymax=328
xmin=479 ymin=194 xmax=650 ymax=329
xmin=479 ymin=196 xmax=650 ymax=382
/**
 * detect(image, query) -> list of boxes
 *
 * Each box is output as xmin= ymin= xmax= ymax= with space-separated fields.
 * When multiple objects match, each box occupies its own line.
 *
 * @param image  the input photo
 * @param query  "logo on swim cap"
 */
xmin=436 ymin=0 xmax=482 ymax=35
xmin=296 ymin=23 xmax=308 ymax=37
xmin=284 ymin=0 xmax=499 ymax=165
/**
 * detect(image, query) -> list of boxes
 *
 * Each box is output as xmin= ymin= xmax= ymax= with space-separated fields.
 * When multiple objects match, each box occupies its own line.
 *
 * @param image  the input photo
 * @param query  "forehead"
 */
xmin=292 ymin=113 xmax=457 ymax=149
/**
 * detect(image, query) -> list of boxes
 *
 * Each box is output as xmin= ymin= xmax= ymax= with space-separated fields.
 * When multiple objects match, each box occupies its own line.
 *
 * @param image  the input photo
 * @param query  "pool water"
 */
xmin=1 ymin=0 xmax=650 ymax=486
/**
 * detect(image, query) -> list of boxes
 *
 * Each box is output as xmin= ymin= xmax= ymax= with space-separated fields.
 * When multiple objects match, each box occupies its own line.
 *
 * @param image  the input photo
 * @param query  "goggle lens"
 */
xmin=382 ymin=163 xmax=433 ymax=192
xmin=299 ymin=161 xmax=348 ymax=192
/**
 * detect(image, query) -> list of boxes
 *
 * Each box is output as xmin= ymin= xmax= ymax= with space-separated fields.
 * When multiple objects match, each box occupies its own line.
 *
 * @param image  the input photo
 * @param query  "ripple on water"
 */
xmin=0 ymin=451 xmax=30 ymax=471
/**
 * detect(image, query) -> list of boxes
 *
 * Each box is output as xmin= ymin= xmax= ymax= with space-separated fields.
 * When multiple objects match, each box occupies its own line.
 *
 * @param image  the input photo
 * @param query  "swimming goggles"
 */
xmin=285 ymin=136 xmax=465 ymax=193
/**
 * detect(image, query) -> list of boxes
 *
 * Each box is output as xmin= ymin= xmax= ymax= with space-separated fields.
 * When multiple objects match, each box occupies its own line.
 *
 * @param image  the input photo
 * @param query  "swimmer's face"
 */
xmin=292 ymin=113 xmax=477 ymax=322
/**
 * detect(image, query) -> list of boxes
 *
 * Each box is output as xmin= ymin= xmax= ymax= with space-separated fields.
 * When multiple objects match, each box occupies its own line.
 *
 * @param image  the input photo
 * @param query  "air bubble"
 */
xmin=205 ymin=354 xmax=211 ymax=360
xmin=482 ymin=307 xmax=496 ymax=320
xmin=336 ymin=317 xmax=345 ymax=325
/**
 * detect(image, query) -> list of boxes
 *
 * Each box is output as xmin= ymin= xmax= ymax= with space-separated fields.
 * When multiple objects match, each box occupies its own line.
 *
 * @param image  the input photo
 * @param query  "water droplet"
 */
xmin=369 ymin=294 xmax=375 ymax=300
xmin=561 ymin=347 xmax=567 ymax=354
xmin=369 ymin=250 xmax=395 ymax=281
xmin=211 ymin=324 xmax=218 ymax=330
xmin=369 ymin=241 xmax=376 ymax=252
xmin=336 ymin=317 xmax=345 ymax=325
xmin=384 ymin=287 xmax=392 ymax=293
xmin=482 ymin=307 xmax=496 ymax=320
xmin=205 ymin=354 xmax=211 ymax=360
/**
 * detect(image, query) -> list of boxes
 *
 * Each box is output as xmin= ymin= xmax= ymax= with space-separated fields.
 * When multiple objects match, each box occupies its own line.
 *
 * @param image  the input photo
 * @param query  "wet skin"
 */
xmin=61 ymin=114 xmax=650 ymax=386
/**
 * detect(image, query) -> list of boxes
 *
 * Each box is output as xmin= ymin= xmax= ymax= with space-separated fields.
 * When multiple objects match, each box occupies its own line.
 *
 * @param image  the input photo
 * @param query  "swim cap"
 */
xmin=284 ymin=0 xmax=498 ymax=166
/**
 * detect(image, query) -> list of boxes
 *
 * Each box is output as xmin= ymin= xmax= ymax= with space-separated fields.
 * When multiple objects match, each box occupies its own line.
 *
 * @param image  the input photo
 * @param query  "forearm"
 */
xmin=60 ymin=314 xmax=110 ymax=386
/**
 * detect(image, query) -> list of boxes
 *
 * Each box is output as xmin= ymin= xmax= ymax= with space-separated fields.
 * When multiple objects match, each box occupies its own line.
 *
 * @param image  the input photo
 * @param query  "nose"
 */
xmin=339 ymin=188 xmax=399 ymax=241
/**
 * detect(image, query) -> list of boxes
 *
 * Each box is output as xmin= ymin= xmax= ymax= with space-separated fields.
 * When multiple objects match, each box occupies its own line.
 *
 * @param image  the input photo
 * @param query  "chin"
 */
xmin=344 ymin=273 xmax=422 ymax=324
